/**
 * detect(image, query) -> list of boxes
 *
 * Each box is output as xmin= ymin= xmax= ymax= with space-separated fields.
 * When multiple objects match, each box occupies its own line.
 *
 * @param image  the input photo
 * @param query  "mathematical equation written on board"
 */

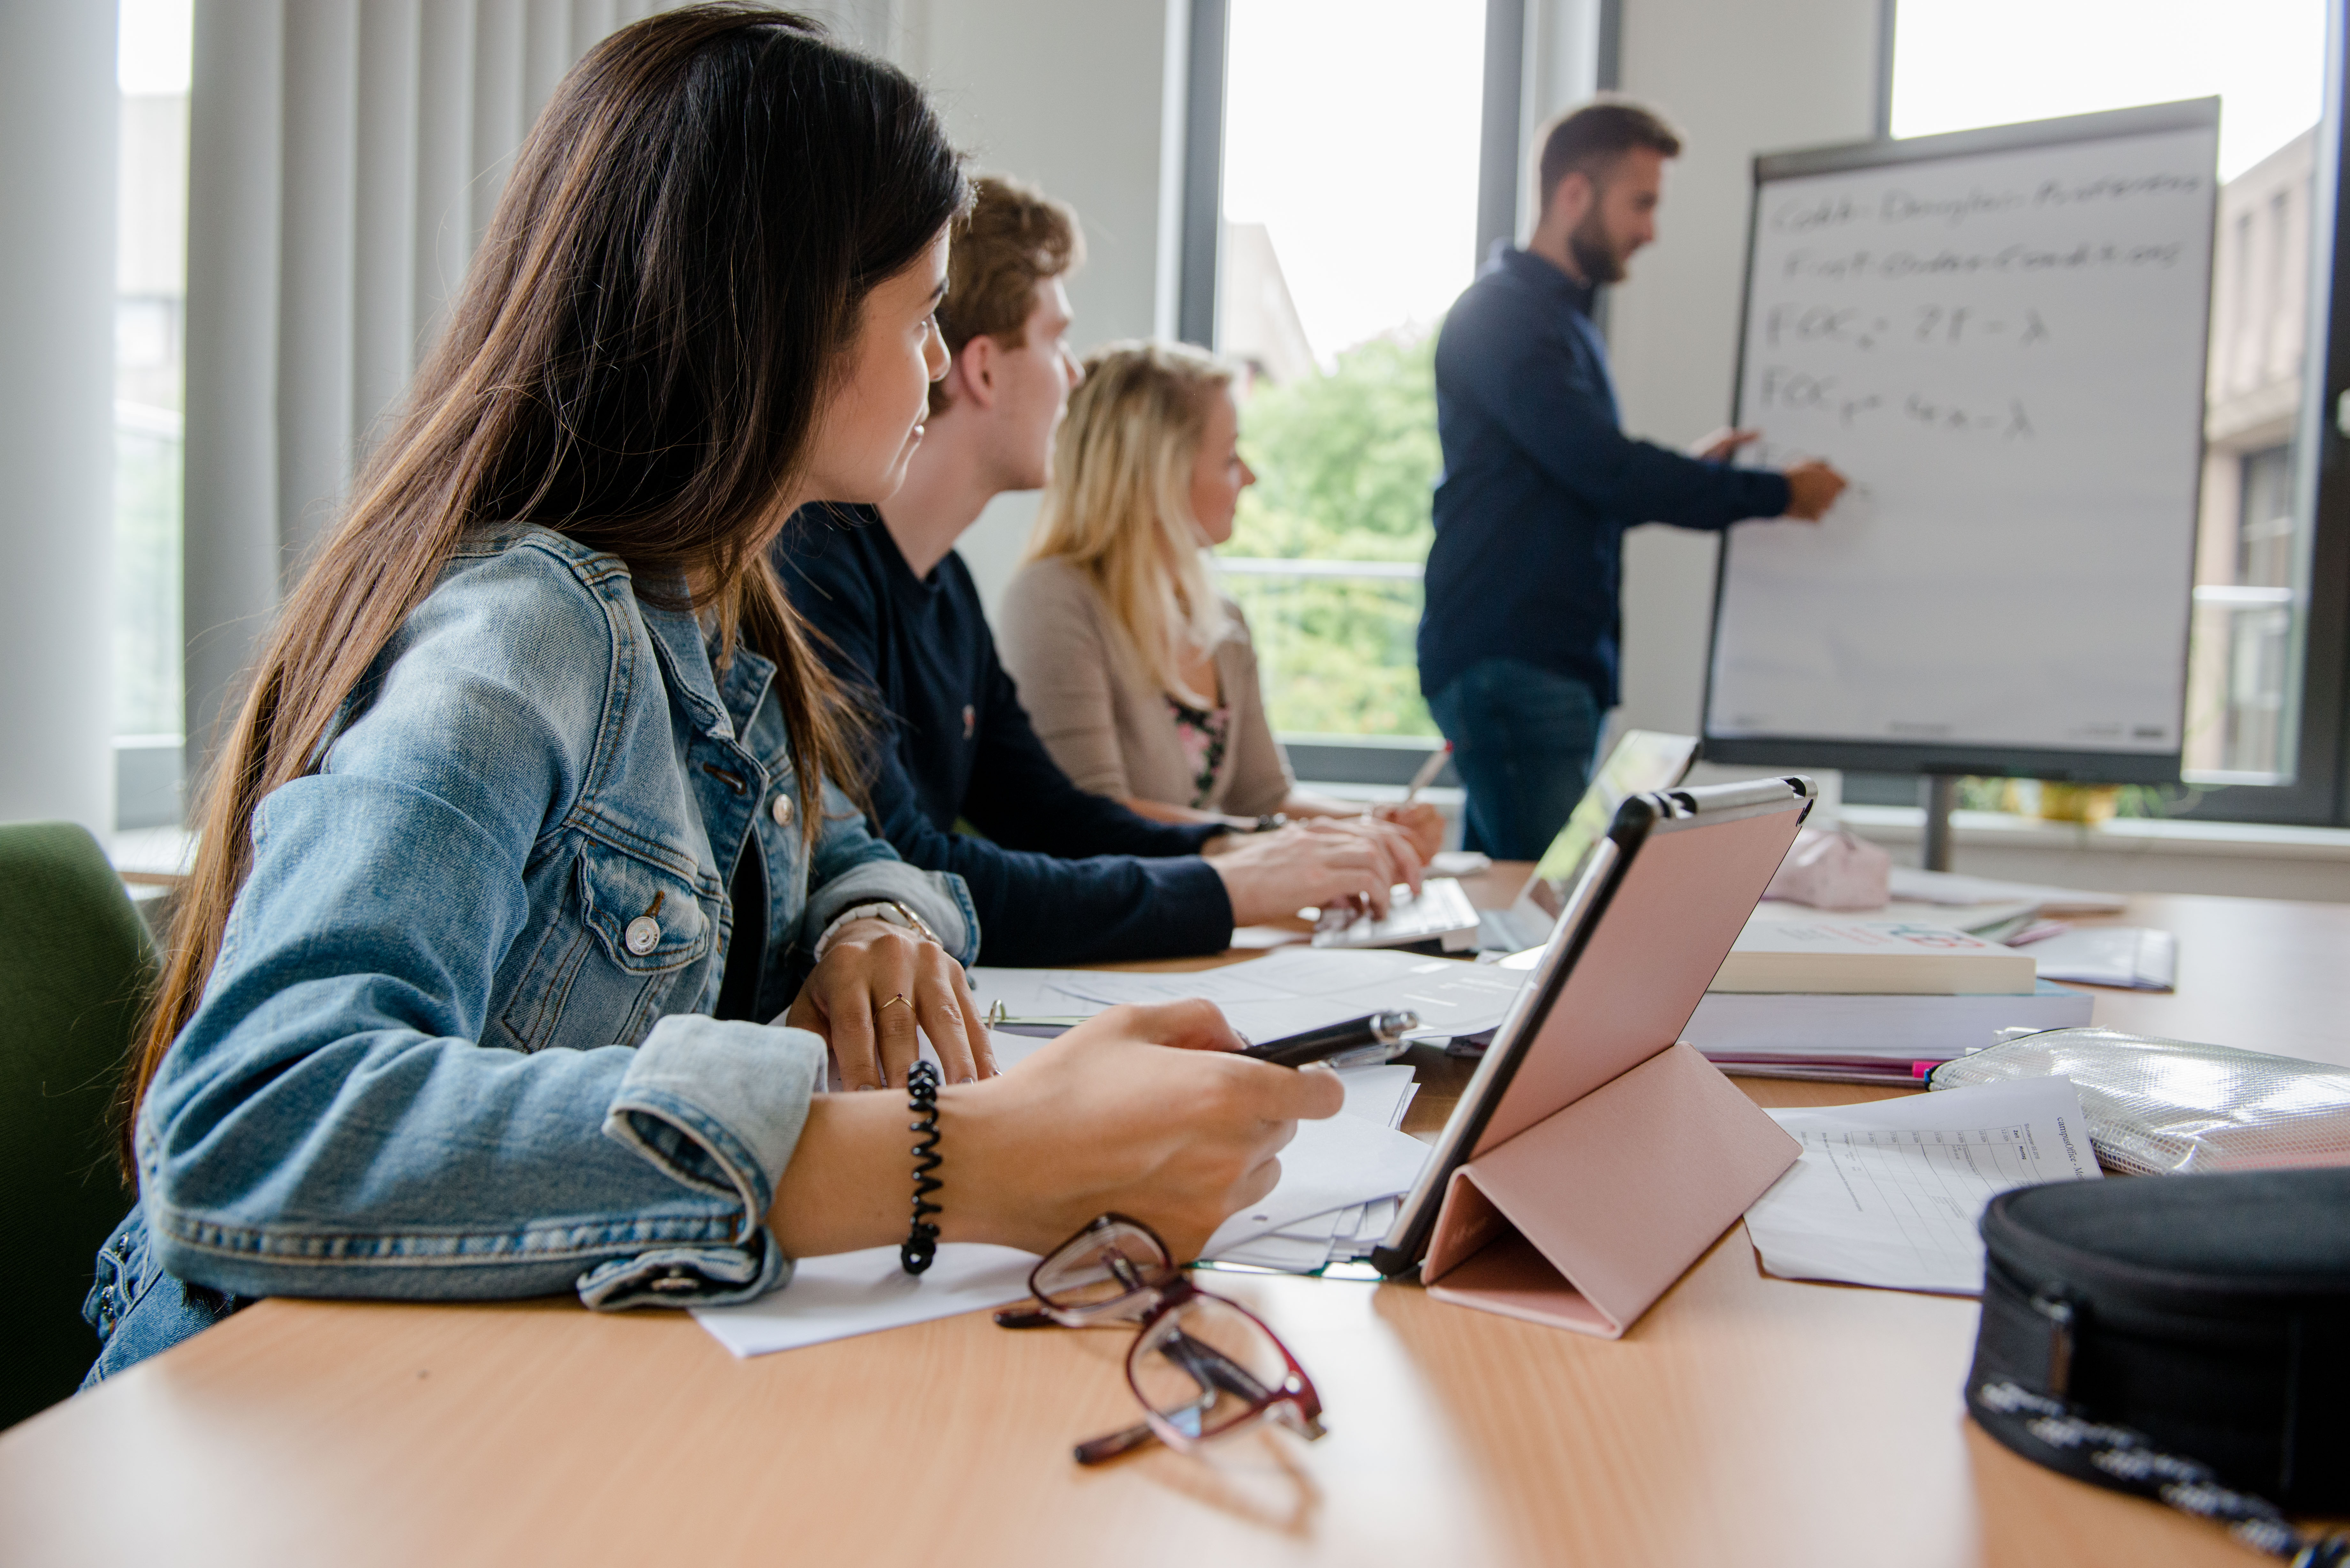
xmin=1751 ymin=367 xmax=2035 ymax=440
xmin=1762 ymin=302 xmax=2049 ymax=353
xmin=1777 ymin=240 xmax=2187 ymax=283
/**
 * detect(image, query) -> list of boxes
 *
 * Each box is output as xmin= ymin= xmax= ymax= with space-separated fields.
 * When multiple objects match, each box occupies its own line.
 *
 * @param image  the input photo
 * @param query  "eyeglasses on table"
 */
xmin=994 ymin=1213 xmax=1328 ymax=1465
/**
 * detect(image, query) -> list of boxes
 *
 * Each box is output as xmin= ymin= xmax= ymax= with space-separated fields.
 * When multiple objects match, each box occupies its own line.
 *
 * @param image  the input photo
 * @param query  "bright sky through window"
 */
xmin=119 ymin=0 xmax=193 ymax=95
xmin=1222 ymin=0 xmax=1487 ymax=364
xmin=1892 ymin=0 xmax=2325 ymax=180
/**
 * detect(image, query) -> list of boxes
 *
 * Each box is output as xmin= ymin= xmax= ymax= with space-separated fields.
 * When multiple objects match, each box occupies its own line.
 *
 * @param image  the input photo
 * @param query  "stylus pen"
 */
xmin=1241 ymin=1009 xmax=1421 ymax=1068
xmin=1400 ymin=744 xmax=1451 ymax=805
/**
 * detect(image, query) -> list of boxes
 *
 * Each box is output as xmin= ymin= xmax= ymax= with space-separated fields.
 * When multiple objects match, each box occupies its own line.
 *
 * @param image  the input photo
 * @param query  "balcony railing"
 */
xmin=1217 ymin=556 xmax=1434 ymax=740
xmin=2186 ymin=583 xmax=2298 ymax=784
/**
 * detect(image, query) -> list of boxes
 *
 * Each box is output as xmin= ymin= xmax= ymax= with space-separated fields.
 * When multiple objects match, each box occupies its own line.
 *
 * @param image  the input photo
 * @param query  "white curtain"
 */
xmin=179 ymin=0 xmax=923 ymax=761
xmin=180 ymin=0 xmax=696 ymax=762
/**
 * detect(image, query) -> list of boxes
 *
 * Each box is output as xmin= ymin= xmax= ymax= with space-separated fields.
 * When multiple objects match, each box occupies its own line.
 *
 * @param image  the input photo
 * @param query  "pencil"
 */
xmin=1401 ymin=743 xmax=1450 ymax=805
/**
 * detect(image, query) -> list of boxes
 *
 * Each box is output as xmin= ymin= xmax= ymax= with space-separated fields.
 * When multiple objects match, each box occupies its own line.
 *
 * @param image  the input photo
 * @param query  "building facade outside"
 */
xmin=2185 ymin=126 xmax=2316 ymax=781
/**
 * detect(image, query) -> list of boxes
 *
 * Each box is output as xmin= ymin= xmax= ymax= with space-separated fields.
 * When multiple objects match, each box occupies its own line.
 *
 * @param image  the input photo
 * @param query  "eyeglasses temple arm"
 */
xmin=992 ymin=1305 xmax=1057 ymax=1329
xmin=1073 ymin=1421 xmax=1158 ymax=1466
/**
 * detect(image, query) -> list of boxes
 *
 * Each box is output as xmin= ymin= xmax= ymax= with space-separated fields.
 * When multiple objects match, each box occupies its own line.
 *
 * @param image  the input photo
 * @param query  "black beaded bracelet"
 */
xmin=899 ymin=1061 xmax=943 ymax=1275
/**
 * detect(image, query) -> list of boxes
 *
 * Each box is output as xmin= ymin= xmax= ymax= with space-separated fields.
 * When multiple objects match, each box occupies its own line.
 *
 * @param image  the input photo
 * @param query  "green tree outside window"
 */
xmin=1224 ymin=331 xmax=1441 ymax=738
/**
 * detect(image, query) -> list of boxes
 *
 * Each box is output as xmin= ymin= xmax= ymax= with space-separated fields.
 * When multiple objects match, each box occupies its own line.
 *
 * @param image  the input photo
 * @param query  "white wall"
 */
xmin=898 ymin=0 xmax=1188 ymax=609
xmin=1607 ymin=0 xmax=1884 ymax=737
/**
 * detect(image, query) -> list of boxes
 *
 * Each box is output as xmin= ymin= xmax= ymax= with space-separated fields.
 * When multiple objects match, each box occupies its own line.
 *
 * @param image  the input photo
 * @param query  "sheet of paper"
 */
xmin=1199 ymin=1111 xmax=1431 ymax=1257
xmin=966 ymin=947 xmax=1525 ymax=1043
xmin=2020 ymin=925 xmax=2178 ymax=990
xmin=1205 ymin=1197 xmax=1405 ymax=1274
xmin=1743 ymin=1076 xmax=2101 ymax=1295
xmin=1885 ymin=866 xmax=2127 ymax=914
xmin=691 ymin=1242 xmax=1038 ymax=1359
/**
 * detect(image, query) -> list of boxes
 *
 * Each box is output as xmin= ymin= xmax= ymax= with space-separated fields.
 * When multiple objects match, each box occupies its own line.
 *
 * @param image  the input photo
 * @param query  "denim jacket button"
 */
xmin=770 ymin=793 xmax=793 ymax=828
xmin=624 ymin=915 xmax=661 ymax=956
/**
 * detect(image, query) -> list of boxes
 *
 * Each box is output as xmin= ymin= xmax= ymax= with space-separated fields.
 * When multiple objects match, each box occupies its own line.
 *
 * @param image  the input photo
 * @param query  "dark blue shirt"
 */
xmin=1419 ymin=246 xmax=1792 ymax=707
xmin=777 ymin=506 xmax=1234 ymax=966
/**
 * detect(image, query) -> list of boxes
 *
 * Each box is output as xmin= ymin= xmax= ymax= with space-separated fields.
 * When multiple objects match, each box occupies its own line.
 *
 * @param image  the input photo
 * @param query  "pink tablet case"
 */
xmin=1420 ymin=803 xmax=1804 ymax=1338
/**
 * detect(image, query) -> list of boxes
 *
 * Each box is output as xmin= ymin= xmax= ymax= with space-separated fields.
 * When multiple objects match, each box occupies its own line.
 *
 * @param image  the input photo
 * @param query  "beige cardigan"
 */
xmin=998 ymin=556 xmax=1293 ymax=818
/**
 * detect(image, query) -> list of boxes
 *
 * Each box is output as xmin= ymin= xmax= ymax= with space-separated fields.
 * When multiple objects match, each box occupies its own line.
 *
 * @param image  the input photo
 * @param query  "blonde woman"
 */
xmin=1001 ymin=340 xmax=1442 ymax=861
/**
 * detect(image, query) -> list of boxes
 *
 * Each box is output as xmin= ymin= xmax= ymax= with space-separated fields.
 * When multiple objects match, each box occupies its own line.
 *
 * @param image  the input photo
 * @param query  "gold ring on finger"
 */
xmin=881 ymin=993 xmax=913 ymax=1013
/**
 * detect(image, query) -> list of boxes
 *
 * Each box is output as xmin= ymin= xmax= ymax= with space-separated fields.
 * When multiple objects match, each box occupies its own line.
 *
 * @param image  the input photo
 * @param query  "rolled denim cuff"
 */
xmin=575 ymin=1239 xmax=785 ymax=1310
xmin=806 ymin=861 xmax=979 ymax=966
xmin=595 ymin=1013 xmax=826 ymax=1308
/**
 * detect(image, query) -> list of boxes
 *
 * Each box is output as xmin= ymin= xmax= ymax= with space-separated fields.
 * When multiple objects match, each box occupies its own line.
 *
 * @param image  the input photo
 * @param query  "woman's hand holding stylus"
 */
xmin=768 ymin=999 xmax=1344 ymax=1262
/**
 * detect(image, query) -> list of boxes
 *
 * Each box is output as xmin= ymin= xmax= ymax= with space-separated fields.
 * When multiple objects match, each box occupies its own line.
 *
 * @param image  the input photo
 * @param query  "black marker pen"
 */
xmin=1240 ymin=1009 xmax=1422 ymax=1068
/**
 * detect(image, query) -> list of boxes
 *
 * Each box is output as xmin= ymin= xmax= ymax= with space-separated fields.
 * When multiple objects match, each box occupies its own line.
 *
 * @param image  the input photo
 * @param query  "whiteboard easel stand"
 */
xmin=1700 ymin=99 xmax=2217 ymax=813
xmin=1921 ymin=775 xmax=1958 ymax=873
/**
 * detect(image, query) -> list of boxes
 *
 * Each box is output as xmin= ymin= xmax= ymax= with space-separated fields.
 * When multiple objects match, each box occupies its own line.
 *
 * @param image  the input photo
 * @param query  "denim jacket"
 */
xmin=82 ymin=526 xmax=976 ymax=1384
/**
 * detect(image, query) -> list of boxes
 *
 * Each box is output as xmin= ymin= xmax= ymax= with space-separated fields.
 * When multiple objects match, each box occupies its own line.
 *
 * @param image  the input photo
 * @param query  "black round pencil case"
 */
xmin=1967 ymin=1169 xmax=2350 ymax=1560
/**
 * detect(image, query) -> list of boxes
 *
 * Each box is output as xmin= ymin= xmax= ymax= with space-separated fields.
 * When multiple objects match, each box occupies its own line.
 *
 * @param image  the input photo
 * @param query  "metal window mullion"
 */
xmin=1176 ymin=0 xmax=1228 ymax=350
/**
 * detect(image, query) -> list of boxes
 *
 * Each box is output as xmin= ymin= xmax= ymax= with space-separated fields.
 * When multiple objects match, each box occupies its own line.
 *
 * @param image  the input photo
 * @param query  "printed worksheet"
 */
xmin=967 ymin=946 xmax=1526 ymax=1044
xmin=1743 ymin=1076 xmax=2100 ymax=1294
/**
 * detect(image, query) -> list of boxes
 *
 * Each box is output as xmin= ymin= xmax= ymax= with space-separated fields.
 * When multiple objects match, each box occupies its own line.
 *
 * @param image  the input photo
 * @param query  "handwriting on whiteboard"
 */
xmin=1708 ymin=114 xmax=2219 ymax=756
xmin=1762 ymin=303 xmax=2050 ymax=351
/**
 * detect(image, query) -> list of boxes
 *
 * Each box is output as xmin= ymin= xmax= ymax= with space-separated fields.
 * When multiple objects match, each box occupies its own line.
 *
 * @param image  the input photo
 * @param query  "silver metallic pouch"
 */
xmin=1930 ymin=1027 xmax=2350 ymax=1176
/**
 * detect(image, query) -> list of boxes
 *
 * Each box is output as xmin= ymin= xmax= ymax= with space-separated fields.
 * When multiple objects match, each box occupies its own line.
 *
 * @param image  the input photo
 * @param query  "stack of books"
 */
xmin=1689 ymin=917 xmax=2089 ymax=1083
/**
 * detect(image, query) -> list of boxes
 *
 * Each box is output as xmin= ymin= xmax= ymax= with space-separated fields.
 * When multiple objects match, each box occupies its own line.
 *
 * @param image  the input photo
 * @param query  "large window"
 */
xmin=1890 ymin=0 xmax=2341 ymax=814
xmin=1209 ymin=0 xmax=1490 ymax=743
xmin=115 ymin=0 xmax=192 ymax=826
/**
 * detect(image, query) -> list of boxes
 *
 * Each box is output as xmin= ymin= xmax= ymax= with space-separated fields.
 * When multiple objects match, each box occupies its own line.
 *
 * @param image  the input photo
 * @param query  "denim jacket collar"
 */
xmin=631 ymin=592 xmax=777 ymax=747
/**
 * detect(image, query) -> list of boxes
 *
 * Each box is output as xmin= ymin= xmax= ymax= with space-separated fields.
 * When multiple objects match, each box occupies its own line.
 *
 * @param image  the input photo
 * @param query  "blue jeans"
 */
xmin=1427 ymin=659 xmax=1604 ymax=862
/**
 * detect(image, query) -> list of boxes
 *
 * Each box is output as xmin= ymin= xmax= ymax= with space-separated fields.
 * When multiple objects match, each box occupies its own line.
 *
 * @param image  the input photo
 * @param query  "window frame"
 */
xmin=1176 ymin=0 xmax=1565 ymax=787
xmin=2094 ymin=0 xmax=2350 ymax=826
xmin=1849 ymin=0 xmax=2350 ymax=828
xmin=1188 ymin=2 xmax=2350 ymax=823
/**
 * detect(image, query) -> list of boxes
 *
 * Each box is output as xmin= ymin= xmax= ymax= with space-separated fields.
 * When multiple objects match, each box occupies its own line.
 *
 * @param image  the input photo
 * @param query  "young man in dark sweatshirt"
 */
xmin=778 ymin=176 xmax=1423 ymax=966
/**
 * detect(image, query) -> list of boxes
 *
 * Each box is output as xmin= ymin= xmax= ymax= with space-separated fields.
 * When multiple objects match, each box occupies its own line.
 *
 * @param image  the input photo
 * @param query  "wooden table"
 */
xmin=6 ymin=883 xmax=2345 ymax=1567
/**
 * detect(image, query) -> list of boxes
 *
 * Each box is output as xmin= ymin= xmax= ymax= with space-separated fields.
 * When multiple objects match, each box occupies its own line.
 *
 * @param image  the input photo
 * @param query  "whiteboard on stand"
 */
xmin=1703 ymin=99 xmax=2218 ymax=783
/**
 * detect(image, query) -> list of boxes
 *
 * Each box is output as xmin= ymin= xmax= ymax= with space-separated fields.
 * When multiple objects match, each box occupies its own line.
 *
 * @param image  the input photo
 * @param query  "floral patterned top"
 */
xmin=1164 ymin=693 xmax=1231 ymax=809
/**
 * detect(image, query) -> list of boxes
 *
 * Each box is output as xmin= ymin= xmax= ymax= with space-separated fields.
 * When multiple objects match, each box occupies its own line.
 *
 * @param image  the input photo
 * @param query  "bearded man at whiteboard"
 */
xmin=1420 ymin=100 xmax=1847 ymax=860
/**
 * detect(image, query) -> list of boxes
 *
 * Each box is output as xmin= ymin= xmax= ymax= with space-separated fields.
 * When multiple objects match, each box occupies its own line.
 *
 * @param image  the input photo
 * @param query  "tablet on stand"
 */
xmin=1372 ymin=776 xmax=1816 ymax=1338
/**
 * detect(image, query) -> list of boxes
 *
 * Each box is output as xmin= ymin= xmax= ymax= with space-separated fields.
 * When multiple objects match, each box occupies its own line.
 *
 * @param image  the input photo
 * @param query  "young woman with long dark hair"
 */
xmin=83 ymin=5 xmax=1337 ymax=1382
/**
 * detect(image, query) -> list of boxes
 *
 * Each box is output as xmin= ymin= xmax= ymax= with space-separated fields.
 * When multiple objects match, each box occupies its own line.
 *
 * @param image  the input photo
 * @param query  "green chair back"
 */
xmin=0 ymin=822 xmax=153 ymax=1429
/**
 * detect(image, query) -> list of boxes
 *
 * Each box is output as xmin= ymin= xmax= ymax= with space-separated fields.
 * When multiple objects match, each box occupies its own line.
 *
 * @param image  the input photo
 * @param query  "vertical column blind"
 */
xmin=180 ymin=0 xmax=671 ymax=762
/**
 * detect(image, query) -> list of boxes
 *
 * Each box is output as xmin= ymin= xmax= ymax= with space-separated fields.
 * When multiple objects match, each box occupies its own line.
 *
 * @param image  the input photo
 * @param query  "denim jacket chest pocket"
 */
xmin=494 ymin=837 xmax=721 ymax=1053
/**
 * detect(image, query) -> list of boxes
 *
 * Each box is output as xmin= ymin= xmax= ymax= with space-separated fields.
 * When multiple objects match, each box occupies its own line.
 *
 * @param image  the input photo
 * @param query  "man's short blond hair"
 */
xmin=931 ymin=174 xmax=1084 ymax=415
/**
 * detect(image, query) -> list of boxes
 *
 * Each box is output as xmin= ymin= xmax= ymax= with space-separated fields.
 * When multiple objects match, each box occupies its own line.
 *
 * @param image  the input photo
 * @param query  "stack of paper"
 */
xmin=1198 ymin=1063 xmax=1420 ymax=1273
xmin=1741 ymin=1076 xmax=2101 ymax=1295
xmin=967 ymin=946 xmax=1526 ymax=1045
xmin=1682 ymin=981 xmax=2094 ymax=1083
xmin=1207 ymin=1198 xmax=1402 ymax=1274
